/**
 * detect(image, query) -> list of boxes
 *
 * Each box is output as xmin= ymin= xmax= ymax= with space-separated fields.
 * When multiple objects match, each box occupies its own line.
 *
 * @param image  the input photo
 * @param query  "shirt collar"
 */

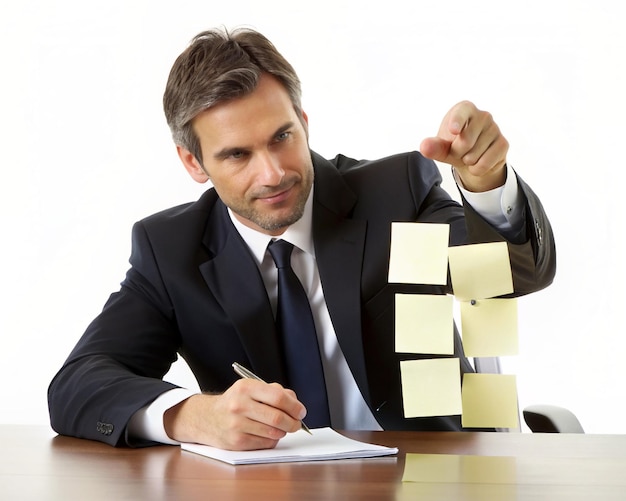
xmin=228 ymin=188 xmax=315 ymax=266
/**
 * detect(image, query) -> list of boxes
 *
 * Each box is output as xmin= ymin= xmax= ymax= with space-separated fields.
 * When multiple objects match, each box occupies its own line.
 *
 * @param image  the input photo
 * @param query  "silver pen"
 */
xmin=232 ymin=362 xmax=312 ymax=435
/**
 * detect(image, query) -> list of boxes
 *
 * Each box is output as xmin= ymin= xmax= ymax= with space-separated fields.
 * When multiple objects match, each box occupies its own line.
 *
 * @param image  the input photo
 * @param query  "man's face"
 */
xmin=181 ymin=74 xmax=313 ymax=236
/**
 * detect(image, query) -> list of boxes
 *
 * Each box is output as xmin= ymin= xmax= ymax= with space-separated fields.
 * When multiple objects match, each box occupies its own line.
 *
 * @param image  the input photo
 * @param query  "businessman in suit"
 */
xmin=48 ymin=28 xmax=555 ymax=450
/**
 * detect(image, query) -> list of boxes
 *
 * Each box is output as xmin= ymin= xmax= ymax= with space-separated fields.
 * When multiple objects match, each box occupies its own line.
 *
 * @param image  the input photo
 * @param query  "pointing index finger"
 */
xmin=446 ymin=100 xmax=474 ymax=136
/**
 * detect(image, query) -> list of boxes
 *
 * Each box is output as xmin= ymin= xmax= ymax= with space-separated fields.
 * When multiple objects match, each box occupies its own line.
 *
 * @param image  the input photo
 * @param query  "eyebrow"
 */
xmin=212 ymin=121 xmax=296 ymax=161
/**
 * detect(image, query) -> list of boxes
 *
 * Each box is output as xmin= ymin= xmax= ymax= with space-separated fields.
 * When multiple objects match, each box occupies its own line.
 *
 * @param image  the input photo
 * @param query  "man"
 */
xmin=48 ymin=28 xmax=555 ymax=450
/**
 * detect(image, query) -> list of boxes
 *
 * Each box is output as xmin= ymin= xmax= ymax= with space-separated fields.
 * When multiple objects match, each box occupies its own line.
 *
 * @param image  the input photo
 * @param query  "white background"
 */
xmin=1 ymin=0 xmax=624 ymax=434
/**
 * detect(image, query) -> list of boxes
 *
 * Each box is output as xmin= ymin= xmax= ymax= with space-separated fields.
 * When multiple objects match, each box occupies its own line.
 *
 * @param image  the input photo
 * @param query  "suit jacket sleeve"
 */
xmin=460 ymin=171 xmax=556 ymax=296
xmin=335 ymin=150 xmax=556 ymax=296
xmin=48 ymin=221 xmax=183 ymax=447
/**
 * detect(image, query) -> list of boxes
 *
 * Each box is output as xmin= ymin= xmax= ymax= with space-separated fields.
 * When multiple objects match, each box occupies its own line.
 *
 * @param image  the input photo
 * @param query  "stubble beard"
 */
xmin=234 ymin=170 xmax=313 ymax=233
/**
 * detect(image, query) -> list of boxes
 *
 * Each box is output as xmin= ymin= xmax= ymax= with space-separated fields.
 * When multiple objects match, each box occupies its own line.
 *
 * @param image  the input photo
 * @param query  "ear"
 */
xmin=300 ymin=110 xmax=309 ymax=137
xmin=177 ymin=146 xmax=210 ymax=184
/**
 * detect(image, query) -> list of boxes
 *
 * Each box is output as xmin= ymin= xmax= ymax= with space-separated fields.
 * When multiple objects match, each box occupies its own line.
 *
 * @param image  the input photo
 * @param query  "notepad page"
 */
xmin=181 ymin=427 xmax=398 ymax=465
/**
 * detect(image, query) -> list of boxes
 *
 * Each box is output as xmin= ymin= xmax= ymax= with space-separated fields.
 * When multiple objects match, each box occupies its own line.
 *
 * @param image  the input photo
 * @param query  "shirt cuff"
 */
xmin=127 ymin=388 xmax=197 ymax=445
xmin=453 ymin=164 xmax=524 ymax=232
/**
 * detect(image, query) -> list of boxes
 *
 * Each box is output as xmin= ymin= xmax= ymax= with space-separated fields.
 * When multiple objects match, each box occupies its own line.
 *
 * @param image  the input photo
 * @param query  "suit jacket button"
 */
xmin=96 ymin=421 xmax=114 ymax=436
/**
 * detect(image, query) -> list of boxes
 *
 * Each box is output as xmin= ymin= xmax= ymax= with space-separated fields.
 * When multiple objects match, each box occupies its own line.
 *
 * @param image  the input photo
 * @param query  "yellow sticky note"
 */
xmin=461 ymin=374 xmax=519 ymax=429
xmin=400 ymin=358 xmax=462 ymax=418
xmin=402 ymin=453 xmax=461 ymax=483
xmin=448 ymin=242 xmax=513 ymax=300
xmin=388 ymin=222 xmax=450 ymax=285
xmin=397 ymin=481 xmax=517 ymax=499
xmin=395 ymin=294 xmax=454 ymax=355
xmin=460 ymin=299 xmax=518 ymax=357
xmin=402 ymin=453 xmax=517 ymax=484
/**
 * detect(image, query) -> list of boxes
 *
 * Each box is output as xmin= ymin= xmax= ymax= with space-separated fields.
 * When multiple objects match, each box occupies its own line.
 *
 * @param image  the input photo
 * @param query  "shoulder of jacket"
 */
xmin=138 ymin=188 xmax=219 ymax=227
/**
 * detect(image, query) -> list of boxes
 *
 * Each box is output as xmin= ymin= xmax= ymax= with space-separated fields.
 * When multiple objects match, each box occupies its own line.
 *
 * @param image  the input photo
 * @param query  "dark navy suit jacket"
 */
xmin=48 ymin=151 xmax=556 ymax=446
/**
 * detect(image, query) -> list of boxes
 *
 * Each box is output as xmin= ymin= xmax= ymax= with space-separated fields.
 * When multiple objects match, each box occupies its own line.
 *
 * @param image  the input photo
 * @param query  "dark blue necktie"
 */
xmin=268 ymin=239 xmax=330 ymax=428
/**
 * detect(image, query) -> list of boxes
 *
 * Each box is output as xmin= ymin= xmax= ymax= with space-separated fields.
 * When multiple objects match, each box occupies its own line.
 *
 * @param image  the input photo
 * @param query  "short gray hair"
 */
xmin=163 ymin=28 xmax=303 ymax=164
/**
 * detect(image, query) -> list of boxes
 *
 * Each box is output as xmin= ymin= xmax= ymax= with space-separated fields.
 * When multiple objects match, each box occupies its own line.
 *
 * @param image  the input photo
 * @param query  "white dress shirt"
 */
xmin=128 ymin=164 xmax=522 ymax=444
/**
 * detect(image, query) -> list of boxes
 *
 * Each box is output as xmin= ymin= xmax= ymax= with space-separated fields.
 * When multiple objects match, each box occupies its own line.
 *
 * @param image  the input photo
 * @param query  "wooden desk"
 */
xmin=2 ymin=425 xmax=625 ymax=500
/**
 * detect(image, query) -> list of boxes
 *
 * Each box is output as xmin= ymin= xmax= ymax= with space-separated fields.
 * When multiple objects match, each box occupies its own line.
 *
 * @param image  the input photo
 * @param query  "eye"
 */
xmin=275 ymin=131 xmax=291 ymax=142
xmin=229 ymin=150 xmax=247 ymax=160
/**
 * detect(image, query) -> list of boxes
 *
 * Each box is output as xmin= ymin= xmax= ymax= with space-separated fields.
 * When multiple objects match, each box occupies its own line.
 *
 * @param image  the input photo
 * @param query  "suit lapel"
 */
xmin=198 ymin=202 xmax=287 ymax=385
xmin=312 ymin=154 xmax=371 ymax=404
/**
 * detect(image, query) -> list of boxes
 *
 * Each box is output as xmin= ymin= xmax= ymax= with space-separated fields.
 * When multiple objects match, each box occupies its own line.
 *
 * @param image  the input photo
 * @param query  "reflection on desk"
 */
xmin=1 ymin=425 xmax=625 ymax=500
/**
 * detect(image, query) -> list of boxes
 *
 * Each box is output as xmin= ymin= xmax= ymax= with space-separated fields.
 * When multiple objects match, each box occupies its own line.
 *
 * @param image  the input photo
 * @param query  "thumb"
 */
xmin=420 ymin=136 xmax=451 ymax=162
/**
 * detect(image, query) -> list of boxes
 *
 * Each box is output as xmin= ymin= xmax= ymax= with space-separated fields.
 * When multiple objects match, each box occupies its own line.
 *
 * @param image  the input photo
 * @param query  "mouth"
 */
xmin=256 ymin=183 xmax=296 ymax=205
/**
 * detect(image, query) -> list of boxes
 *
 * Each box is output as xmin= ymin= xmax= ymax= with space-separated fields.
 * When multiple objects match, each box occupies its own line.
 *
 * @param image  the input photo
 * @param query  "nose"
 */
xmin=255 ymin=150 xmax=284 ymax=185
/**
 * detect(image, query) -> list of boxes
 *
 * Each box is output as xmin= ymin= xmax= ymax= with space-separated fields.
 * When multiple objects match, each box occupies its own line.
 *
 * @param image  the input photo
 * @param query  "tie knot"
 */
xmin=268 ymin=239 xmax=294 ymax=269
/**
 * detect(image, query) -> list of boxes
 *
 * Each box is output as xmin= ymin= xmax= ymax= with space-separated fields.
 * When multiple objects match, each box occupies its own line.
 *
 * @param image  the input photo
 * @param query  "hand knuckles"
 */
xmin=225 ymin=398 xmax=246 ymax=415
xmin=462 ymin=153 xmax=477 ymax=166
xmin=267 ymin=412 xmax=284 ymax=429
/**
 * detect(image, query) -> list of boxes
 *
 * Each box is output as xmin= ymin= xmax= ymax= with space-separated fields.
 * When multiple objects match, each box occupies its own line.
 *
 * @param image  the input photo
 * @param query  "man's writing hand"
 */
xmin=163 ymin=379 xmax=306 ymax=450
xmin=420 ymin=100 xmax=509 ymax=192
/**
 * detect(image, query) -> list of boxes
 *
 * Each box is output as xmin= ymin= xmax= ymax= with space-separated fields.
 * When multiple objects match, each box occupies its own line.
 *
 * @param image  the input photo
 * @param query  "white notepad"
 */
xmin=181 ymin=427 xmax=398 ymax=465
